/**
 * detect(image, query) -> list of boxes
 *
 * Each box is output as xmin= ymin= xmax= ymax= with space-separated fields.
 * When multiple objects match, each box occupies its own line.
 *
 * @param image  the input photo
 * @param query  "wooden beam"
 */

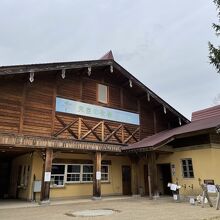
xmin=124 ymin=127 xmax=140 ymax=144
xmin=104 ymin=124 xmax=122 ymax=143
xmin=81 ymin=120 xmax=102 ymax=141
xmin=54 ymin=116 xmax=78 ymax=138
xmin=93 ymin=152 xmax=102 ymax=198
xmin=40 ymin=148 xmax=53 ymax=203
xmin=19 ymin=82 xmax=27 ymax=133
xmin=0 ymin=60 xmax=113 ymax=76
xmin=120 ymin=88 xmax=124 ymax=108
xmin=147 ymin=151 xmax=158 ymax=199
xmin=51 ymin=78 xmax=57 ymax=135
xmin=153 ymin=111 xmax=157 ymax=134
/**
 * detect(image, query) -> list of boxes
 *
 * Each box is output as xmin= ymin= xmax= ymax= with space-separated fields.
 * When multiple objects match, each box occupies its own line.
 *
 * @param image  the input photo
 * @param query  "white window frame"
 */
xmin=51 ymin=163 xmax=110 ymax=185
xmin=181 ymin=158 xmax=194 ymax=178
xmin=97 ymin=84 xmax=108 ymax=104
xmin=66 ymin=164 xmax=81 ymax=183
xmin=101 ymin=165 xmax=109 ymax=182
xmin=82 ymin=164 xmax=93 ymax=183
xmin=51 ymin=164 xmax=66 ymax=187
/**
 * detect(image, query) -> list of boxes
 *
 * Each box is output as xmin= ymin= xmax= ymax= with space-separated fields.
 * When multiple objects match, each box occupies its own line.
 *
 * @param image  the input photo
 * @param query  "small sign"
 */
xmin=189 ymin=197 xmax=195 ymax=205
xmin=96 ymin=171 xmax=101 ymax=180
xmin=207 ymin=184 xmax=217 ymax=193
xmin=173 ymin=194 xmax=178 ymax=200
xmin=44 ymin=172 xmax=51 ymax=182
xmin=33 ymin=181 xmax=41 ymax=192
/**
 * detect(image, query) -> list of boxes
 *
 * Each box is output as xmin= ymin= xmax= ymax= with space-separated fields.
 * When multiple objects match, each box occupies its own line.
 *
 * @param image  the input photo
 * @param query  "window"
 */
xmin=67 ymin=165 xmax=81 ymax=182
xmin=181 ymin=159 xmax=194 ymax=178
xmin=98 ymin=84 xmax=108 ymax=104
xmin=82 ymin=165 xmax=93 ymax=182
xmin=51 ymin=164 xmax=65 ymax=186
xmin=101 ymin=165 xmax=109 ymax=182
xmin=50 ymin=163 xmax=110 ymax=185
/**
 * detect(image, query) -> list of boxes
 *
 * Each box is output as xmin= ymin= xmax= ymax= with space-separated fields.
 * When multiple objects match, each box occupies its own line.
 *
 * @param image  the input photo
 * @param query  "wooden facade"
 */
xmin=0 ymin=57 xmax=189 ymax=202
xmin=0 ymin=68 xmax=186 ymax=144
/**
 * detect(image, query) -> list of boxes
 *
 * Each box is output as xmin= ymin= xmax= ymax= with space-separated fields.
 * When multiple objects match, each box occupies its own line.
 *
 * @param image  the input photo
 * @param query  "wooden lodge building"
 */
xmin=0 ymin=51 xmax=219 ymax=203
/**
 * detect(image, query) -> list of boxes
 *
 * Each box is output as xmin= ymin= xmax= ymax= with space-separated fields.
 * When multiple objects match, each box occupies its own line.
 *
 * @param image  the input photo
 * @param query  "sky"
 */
xmin=0 ymin=0 xmax=220 ymax=119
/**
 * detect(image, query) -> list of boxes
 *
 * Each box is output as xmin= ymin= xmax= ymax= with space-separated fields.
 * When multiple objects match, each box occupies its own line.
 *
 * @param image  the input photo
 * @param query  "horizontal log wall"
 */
xmin=0 ymin=79 xmax=23 ymax=133
xmin=0 ymin=71 xmax=176 ymax=143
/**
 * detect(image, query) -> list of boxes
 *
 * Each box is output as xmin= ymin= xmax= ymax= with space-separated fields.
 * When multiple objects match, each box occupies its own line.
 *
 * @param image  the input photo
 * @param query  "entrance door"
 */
xmin=0 ymin=160 xmax=11 ymax=199
xmin=158 ymin=163 xmax=172 ymax=195
xmin=122 ymin=165 xmax=131 ymax=195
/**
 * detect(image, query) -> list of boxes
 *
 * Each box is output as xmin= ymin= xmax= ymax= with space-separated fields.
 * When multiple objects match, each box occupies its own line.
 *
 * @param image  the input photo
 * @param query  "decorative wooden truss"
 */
xmin=53 ymin=114 xmax=140 ymax=144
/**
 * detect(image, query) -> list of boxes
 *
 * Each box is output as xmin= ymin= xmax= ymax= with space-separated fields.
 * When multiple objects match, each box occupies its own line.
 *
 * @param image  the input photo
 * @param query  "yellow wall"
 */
xmin=157 ymin=144 xmax=220 ymax=196
xmin=31 ymin=152 xmax=131 ymax=200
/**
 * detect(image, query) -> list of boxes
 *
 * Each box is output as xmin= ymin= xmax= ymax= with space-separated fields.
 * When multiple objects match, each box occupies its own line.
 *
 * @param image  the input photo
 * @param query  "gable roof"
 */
xmin=0 ymin=51 xmax=189 ymax=124
xmin=124 ymin=105 xmax=220 ymax=151
xmin=100 ymin=50 xmax=114 ymax=60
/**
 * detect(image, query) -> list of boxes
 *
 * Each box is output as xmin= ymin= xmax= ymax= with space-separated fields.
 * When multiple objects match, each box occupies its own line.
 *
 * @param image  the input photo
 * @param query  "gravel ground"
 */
xmin=0 ymin=197 xmax=220 ymax=220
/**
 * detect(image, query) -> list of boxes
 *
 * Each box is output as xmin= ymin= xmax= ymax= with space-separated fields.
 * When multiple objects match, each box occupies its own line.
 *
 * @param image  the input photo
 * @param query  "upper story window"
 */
xmin=181 ymin=158 xmax=194 ymax=178
xmin=98 ymin=84 xmax=108 ymax=104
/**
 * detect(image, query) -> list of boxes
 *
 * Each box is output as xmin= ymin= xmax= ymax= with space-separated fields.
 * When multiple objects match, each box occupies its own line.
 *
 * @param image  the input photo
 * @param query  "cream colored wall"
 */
xmin=10 ymin=153 xmax=33 ymax=200
xmin=157 ymin=144 xmax=220 ymax=196
xmin=31 ymin=152 xmax=131 ymax=200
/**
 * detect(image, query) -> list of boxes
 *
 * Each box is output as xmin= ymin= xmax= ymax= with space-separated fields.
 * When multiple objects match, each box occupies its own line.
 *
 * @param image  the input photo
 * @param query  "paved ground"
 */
xmin=1 ymin=197 xmax=220 ymax=220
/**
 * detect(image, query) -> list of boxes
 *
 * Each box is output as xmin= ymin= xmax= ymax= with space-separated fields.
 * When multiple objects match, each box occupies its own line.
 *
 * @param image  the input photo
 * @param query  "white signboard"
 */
xmin=56 ymin=97 xmax=140 ymax=125
xmin=96 ymin=171 xmax=101 ymax=180
xmin=207 ymin=185 xmax=217 ymax=193
xmin=33 ymin=181 xmax=42 ymax=192
xmin=44 ymin=172 xmax=51 ymax=182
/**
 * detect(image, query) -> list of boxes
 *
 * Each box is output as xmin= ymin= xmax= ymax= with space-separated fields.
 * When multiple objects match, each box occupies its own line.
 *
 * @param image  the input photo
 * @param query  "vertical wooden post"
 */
xmin=93 ymin=152 xmax=102 ymax=199
xmin=120 ymin=88 xmax=124 ymax=108
xmin=216 ymin=185 xmax=220 ymax=210
xmin=78 ymin=118 xmax=82 ymax=140
xmin=101 ymin=121 xmax=105 ymax=142
xmin=51 ymin=78 xmax=57 ymax=135
xmin=153 ymin=111 xmax=157 ymax=134
xmin=147 ymin=151 xmax=158 ymax=199
xmin=122 ymin=125 xmax=125 ymax=144
xmin=19 ymin=82 xmax=27 ymax=133
xmin=40 ymin=148 xmax=53 ymax=203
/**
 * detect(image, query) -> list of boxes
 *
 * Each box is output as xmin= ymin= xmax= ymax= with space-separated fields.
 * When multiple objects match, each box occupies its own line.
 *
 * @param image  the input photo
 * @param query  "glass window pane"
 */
xmin=68 ymin=165 xmax=80 ymax=173
xmin=83 ymin=165 xmax=93 ymax=173
xmin=182 ymin=160 xmax=186 ymax=165
xmin=189 ymin=171 xmax=194 ymax=178
xmin=182 ymin=166 xmax=187 ymax=172
xmin=82 ymin=173 xmax=93 ymax=182
xmin=101 ymin=166 xmax=108 ymax=173
xmin=52 ymin=165 xmax=65 ymax=174
xmin=98 ymin=84 xmax=108 ymax=103
xmin=187 ymin=160 xmax=192 ymax=165
xmin=101 ymin=174 xmax=108 ymax=181
xmin=67 ymin=173 xmax=80 ymax=182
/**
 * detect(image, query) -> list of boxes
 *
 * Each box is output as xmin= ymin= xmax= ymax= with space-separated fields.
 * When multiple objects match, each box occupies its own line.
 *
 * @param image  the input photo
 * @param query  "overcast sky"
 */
xmin=0 ymin=0 xmax=220 ymax=119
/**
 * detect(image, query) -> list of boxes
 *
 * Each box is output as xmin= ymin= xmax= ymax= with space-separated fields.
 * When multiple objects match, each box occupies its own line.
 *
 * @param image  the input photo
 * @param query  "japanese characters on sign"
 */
xmin=56 ymin=97 xmax=140 ymax=125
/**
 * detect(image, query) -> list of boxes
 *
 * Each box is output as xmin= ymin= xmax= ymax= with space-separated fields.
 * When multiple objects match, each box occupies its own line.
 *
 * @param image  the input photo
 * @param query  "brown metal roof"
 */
xmin=124 ymin=106 xmax=220 ymax=151
xmin=192 ymin=105 xmax=220 ymax=121
xmin=100 ymin=50 xmax=114 ymax=60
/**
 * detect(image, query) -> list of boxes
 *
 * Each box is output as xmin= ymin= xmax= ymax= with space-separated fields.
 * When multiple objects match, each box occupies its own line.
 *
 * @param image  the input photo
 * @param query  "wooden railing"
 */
xmin=53 ymin=114 xmax=140 ymax=144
